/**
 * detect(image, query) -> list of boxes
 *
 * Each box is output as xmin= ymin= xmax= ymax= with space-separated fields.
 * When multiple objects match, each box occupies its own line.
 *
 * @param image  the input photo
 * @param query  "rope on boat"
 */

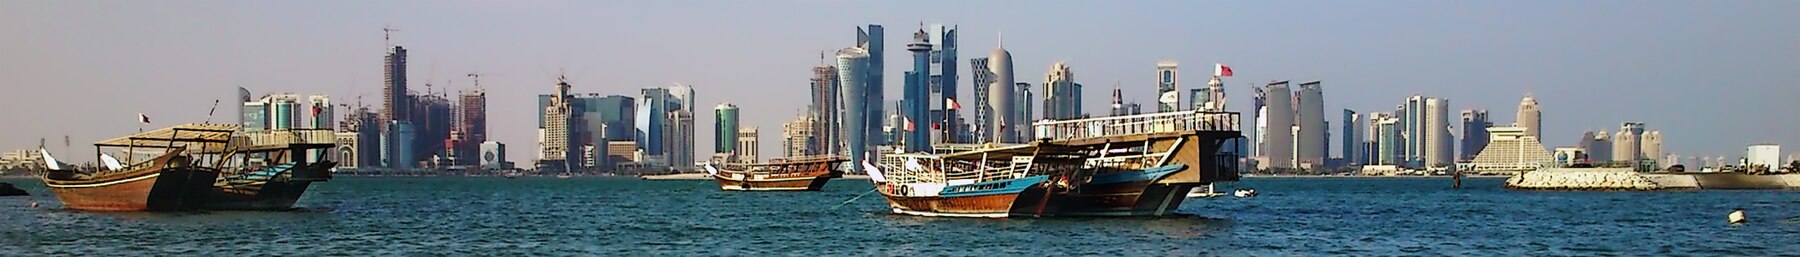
xmin=829 ymin=188 xmax=879 ymax=210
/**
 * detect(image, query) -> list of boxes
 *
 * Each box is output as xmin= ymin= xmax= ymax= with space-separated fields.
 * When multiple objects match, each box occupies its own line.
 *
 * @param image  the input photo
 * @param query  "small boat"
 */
xmin=503 ymin=170 xmax=520 ymax=179
xmin=707 ymin=156 xmax=846 ymax=191
xmin=1233 ymin=188 xmax=1257 ymax=198
xmin=41 ymin=124 xmax=242 ymax=211
xmin=556 ymin=173 xmax=572 ymax=179
xmin=1186 ymin=183 xmax=1223 ymax=198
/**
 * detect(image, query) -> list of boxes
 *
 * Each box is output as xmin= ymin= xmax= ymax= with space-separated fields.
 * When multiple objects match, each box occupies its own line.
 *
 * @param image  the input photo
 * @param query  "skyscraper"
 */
xmin=669 ymin=84 xmax=695 ymax=114
xmin=737 ymin=127 xmax=759 ymax=163
xmin=1251 ymin=87 xmax=1267 ymax=158
xmin=1614 ymin=122 xmax=1644 ymax=162
xmin=1460 ymin=109 xmax=1491 ymax=161
xmin=1262 ymin=81 xmax=1294 ymax=169
xmin=927 ymin=24 xmax=960 ymax=144
xmin=236 ymin=87 xmax=252 ymax=128
xmin=856 ymin=25 xmax=885 ymax=157
xmin=715 ymin=103 xmax=740 ymax=155
xmin=1202 ymin=75 xmax=1226 ymax=111
xmin=1156 ymin=61 xmax=1179 ymax=112
xmin=454 ymin=89 xmax=485 ymax=165
xmin=1013 ymin=82 xmax=1032 ymax=141
xmin=1641 ymin=130 xmax=1663 ymax=167
xmin=539 ymin=77 xmax=578 ymax=172
xmin=383 ymin=46 xmax=409 ymax=125
xmin=968 ymin=57 xmax=993 ymax=142
xmin=809 ymin=65 xmax=839 ymax=156
xmin=635 ymin=87 xmax=672 ymax=160
xmin=382 ymin=45 xmax=409 ymax=168
xmin=1517 ymin=95 xmax=1541 ymax=138
xmin=985 ymin=43 xmax=1015 ymax=144
xmin=1423 ymin=98 xmax=1452 ymax=167
xmin=783 ymin=115 xmax=813 ymax=158
xmin=903 ymin=26 xmax=934 ymax=153
xmin=1042 ymin=62 xmax=1080 ymax=120
xmin=307 ymin=95 xmax=334 ymax=130
xmin=836 ymin=47 xmax=872 ymax=172
xmin=1370 ymin=113 xmax=1400 ymax=165
xmin=1342 ymin=109 xmax=1362 ymax=165
xmin=1584 ymin=130 xmax=1613 ymax=164
xmin=1294 ymin=81 xmax=1325 ymax=170
xmin=1401 ymin=95 xmax=1427 ymax=166
xmin=666 ymin=110 xmax=696 ymax=169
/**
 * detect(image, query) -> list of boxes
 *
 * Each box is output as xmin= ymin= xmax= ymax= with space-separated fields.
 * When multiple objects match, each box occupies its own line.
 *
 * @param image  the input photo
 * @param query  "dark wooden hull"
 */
xmin=43 ymin=168 xmax=218 ymax=212
xmin=882 ymin=165 xmax=1200 ymax=218
xmin=207 ymin=162 xmax=333 ymax=210
xmin=1029 ymin=182 xmax=1197 ymax=217
xmin=713 ymin=173 xmax=836 ymax=191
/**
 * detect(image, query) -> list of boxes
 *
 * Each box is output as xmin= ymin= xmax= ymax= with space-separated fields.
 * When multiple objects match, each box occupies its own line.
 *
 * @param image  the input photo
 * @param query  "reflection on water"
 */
xmin=2 ymin=177 xmax=1797 ymax=255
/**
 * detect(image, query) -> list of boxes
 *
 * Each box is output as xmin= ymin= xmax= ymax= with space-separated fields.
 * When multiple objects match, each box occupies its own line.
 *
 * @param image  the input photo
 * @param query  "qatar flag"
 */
xmin=1215 ymin=63 xmax=1233 ymax=77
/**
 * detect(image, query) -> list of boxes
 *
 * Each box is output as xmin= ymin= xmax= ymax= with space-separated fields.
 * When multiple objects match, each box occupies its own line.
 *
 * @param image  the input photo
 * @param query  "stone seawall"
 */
xmin=1507 ymin=168 xmax=1800 ymax=190
xmin=1505 ymin=168 xmax=1662 ymax=190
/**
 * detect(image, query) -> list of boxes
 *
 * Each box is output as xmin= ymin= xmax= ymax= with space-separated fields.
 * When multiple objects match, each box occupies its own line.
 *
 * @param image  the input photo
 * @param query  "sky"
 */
xmin=3 ymin=0 xmax=1797 ymax=164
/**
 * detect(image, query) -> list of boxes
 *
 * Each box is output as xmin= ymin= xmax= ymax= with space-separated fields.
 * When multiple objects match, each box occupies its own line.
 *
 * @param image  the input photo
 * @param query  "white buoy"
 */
xmin=1728 ymin=209 xmax=1746 ymax=224
xmin=30 ymin=201 xmax=39 ymax=208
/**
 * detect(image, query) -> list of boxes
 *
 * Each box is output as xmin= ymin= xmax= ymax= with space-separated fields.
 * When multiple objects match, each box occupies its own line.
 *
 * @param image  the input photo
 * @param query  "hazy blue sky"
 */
xmin=4 ymin=0 xmax=1797 ymax=164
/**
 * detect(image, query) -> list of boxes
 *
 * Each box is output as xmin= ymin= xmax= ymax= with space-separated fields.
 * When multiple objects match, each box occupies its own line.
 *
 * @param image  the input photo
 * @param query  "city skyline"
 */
xmin=4 ymin=1 xmax=1798 ymax=165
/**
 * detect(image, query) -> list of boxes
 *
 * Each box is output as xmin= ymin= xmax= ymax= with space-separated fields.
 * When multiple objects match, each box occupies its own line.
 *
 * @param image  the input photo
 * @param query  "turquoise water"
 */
xmin=2 ymin=177 xmax=1797 ymax=255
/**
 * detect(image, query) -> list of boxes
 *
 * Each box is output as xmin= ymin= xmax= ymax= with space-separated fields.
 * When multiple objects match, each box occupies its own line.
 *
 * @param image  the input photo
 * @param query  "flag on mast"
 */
xmin=903 ymin=117 xmax=916 ymax=131
xmin=1215 ymin=63 xmax=1233 ymax=77
xmin=945 ymin=98 xmax=961 ymax=110
xmin=138 ymin=113 xmax=150 ymax=124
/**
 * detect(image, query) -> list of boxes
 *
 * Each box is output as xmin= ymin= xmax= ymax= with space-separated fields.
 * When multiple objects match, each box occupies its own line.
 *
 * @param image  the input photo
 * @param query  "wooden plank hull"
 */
xmin=206 ymin=162 xmax=332 ymax=210
xmin=713 ymin=174 xmax=835 ymax=191
xmin=1033 ymin=182 xmax=1196 ymax=217
xmin=43 ymin=168 xmax=218 ymax=212
xmin=881 ymin=192 xmax=1032 ymax=218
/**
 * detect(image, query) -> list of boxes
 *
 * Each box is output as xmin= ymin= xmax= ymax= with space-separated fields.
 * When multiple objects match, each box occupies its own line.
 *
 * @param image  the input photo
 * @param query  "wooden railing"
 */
xmin=1032 ymin=111 xmax=1240 ymax=141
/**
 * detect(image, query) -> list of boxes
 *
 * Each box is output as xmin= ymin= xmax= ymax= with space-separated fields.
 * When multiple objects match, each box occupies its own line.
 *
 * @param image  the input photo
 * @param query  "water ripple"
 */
xmin=3 ymin=177 xmax=1799 ymax=255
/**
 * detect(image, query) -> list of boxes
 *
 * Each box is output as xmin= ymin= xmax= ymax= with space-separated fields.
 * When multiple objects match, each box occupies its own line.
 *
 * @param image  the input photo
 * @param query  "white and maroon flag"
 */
xmin=1215 ymin=63 xmax=1234 ymax=77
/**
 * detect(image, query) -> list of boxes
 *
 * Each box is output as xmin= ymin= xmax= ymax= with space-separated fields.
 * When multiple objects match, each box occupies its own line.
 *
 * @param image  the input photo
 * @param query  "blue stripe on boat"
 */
xmin=938 ymin=176 xmax=1049 ymax=197
xmin=1084 ymin=164 xmax=1188 ymax=185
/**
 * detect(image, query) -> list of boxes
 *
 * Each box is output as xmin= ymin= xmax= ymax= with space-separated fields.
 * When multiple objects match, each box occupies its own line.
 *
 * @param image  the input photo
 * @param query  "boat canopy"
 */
xmin=90 ymin=124 xmax=335 ymax=153
xmin=938 ymin=142 xmax=1100 ymax=162
xmin=93 ymin=123 xmax=241 ymax=151
xmin=740 ymin=155 xmax=846 ymax=167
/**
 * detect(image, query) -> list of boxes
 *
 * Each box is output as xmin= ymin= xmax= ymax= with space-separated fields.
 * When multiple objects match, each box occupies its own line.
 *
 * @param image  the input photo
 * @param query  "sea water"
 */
xmin=1 ymin=177 xmax=1795 ymax=255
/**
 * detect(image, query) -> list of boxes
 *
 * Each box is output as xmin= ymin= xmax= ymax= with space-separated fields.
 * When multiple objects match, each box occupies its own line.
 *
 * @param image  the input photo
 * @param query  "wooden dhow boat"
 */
xmin=866 ymin=110 xmax=1244 ymax=218
xmin=40 ymin=124 xmax=241 ymax=211
xmin=705 ymin=156 xmax=847 ymax=191
xmin=206 ymin=129 xmax=336 ymax=210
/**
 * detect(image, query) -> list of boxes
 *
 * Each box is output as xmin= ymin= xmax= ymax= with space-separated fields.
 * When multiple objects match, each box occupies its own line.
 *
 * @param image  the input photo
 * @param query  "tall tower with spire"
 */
xmin=902 ymin=25 xmax=934 ymax=153
xmin=1111 ymin=82 xmax=1124 ymax=116
xmin=986 ymin=34 xmax=1015 ymax=144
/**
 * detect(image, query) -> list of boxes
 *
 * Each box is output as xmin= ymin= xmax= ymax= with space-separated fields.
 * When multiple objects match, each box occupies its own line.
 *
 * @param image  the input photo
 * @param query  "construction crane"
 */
xmin=466 ymin=73 xmax=484 ymax=89
xmin=383 ymin=26 xmax=400 ymax=48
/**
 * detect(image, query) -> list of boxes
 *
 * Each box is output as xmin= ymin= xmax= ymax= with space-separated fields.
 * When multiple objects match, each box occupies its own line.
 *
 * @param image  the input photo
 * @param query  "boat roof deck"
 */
xmin=937 ymin=131 xmax=1209 ymax=161
xmin=93 ymin=123 xmax=241 ymax=150
xmin=740 ymin=156 xmax=846 ymax=167
xmin=91 ymin=124 xmax=336 ymax=153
